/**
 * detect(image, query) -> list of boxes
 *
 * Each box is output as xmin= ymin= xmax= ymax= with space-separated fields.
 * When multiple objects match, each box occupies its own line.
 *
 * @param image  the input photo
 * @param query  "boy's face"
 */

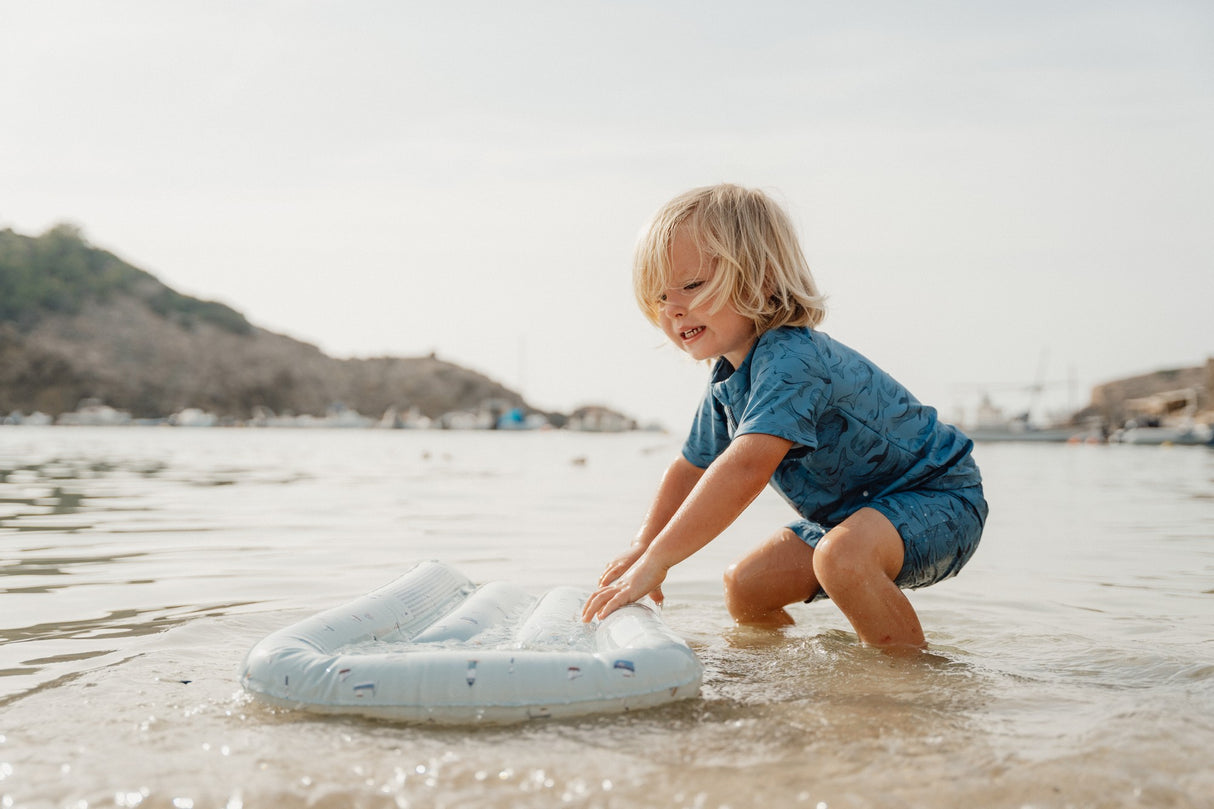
xmin=659 ymin=226 xmax=757 ymax=368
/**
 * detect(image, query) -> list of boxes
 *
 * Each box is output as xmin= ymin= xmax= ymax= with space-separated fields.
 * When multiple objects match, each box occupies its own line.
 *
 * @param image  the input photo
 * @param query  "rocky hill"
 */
xmin=0 ymin=224 xmax=533 ymax=422
xmin=1086 ymin=360 xmax=1213 ymax=428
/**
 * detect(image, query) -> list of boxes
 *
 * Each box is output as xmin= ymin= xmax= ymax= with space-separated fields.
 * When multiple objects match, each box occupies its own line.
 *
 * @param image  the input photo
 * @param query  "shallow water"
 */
xmin=1 ymin=427 xmax=1211 ymax=808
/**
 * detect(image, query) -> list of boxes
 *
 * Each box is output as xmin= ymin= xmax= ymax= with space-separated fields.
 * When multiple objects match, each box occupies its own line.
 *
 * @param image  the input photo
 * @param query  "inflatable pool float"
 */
xmin=240 ymin=561 xmax=703 ymax=723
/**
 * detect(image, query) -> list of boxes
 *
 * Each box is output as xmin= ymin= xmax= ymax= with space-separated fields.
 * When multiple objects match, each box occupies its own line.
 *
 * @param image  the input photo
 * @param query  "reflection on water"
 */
xmin=0 ymin=427 xmax=1211 ymax=807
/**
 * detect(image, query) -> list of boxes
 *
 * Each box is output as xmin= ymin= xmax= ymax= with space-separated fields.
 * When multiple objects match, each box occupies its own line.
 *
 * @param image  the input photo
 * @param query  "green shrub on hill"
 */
xmin=0 ymin=224 xmax=251 ymax=335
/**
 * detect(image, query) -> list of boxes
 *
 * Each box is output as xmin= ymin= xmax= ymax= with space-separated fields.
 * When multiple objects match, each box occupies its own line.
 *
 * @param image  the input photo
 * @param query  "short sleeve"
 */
xmin=731 ymin=336 xmax=830 ymax=451
xmin=681 ymin=383 xmax=730 ymax=468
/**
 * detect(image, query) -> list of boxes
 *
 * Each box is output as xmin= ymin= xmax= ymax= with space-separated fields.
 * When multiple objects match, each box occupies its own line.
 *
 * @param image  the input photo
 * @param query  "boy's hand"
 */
xmin=598 ymin=543 xmax=644 ymax=586
xmin=581 ymin=555 xmax=668 ymax=622
xmin=596 ymin=544 xmax=665 ymax=610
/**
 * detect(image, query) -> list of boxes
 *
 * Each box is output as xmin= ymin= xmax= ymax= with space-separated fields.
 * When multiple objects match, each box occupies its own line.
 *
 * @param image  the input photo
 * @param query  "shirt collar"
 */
xmin=710 ymin=331 xmax=765 ymax=407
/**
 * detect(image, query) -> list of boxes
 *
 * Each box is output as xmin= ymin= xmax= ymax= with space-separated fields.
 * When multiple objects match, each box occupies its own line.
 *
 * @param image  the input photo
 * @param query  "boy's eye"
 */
xmin=657 ymin=280 xmax=704 ymax=305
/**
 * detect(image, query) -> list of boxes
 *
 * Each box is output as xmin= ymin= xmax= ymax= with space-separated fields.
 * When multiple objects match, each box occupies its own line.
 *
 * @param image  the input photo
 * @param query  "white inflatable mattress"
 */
xmin=240 ymin=561 xmax=703 ymax=723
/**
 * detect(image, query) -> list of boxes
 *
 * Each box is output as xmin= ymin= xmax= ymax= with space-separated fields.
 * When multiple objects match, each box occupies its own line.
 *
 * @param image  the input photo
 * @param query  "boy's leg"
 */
xmin=813 ymin=507 xmax=925 ymax=650
xmin=725 ymin=508 xmax=925 ymax=650
xmin=723 ymin=528 xmax=819 ymax=627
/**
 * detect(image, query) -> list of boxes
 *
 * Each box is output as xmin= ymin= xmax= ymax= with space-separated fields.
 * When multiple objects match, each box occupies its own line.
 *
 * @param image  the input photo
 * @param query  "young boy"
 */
xmin=581 ymin=184 xmax=987 ymax=650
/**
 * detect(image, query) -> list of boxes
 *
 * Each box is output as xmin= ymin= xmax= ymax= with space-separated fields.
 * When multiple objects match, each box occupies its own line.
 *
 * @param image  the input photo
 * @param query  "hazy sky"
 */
xmin=3 ymin=1 xmax=1211 ymax=430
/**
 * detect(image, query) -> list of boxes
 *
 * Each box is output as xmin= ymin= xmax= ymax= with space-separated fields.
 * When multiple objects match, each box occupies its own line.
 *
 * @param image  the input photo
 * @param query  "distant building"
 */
xmin=56 ymin=398 xmax=132 ymax=426
xmin=567 ymin=405 xmax=636 ymax=433
xmin=1088 ymin=359 xmax=1211 ymax=429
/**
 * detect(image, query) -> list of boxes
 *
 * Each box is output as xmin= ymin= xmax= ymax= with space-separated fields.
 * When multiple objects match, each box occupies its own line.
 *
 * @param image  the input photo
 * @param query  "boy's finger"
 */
xmin=582 ymin=583 xmax=620 ymax=621
xmin=596 ymin=595 xmax=622 ymax=621
xmin=581 ymin=589 xmax=605 ymax=621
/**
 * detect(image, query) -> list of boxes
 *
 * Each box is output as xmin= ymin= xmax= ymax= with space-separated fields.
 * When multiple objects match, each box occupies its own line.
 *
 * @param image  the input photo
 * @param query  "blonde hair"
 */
xmin=633 ymin=184 xmax=827 ymax=331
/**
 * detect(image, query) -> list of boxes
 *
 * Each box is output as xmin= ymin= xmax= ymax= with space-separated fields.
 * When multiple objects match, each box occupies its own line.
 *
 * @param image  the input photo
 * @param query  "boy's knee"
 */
xmin=722 ymin=561 xmax=746 ymax=603
xmin=813 ymin=521 xmax=903 ymax=593
xmin=722 ymin=560 xmax=760 ymax=616
xmin=812 ymin=536 xmax=864 ymax=591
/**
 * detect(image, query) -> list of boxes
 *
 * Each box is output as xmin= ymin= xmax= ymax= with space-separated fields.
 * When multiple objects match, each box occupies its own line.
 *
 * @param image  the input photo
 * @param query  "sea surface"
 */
xmin=1 ymin=426 xmax=1211 ymax=808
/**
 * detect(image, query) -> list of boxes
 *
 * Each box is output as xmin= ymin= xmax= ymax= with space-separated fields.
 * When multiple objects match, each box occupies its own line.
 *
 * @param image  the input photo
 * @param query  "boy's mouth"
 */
xmin=680 ymin=326 xmax=705 ymax=340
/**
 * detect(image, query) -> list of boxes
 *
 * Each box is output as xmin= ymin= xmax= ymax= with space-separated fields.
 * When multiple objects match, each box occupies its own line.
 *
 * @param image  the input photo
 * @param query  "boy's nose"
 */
xmin=659 ymin=293 xmax=688 ymax=316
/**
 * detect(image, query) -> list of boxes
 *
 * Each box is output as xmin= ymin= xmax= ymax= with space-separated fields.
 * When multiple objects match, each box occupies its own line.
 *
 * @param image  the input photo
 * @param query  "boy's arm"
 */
xmin=583 ymin=432 xmax=793 ymax=621
xmin=597 ymin=456 xmax=706 ymax=590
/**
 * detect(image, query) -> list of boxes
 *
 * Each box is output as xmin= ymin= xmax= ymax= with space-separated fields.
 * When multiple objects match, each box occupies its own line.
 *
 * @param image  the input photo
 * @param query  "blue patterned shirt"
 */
xmin=682 ymin=327 xmax=982 ymax=527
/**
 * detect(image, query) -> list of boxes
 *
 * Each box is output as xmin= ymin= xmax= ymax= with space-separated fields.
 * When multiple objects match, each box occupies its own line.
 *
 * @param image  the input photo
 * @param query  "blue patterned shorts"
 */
xmin=788 ymin=485 xmax=987 ymax=599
